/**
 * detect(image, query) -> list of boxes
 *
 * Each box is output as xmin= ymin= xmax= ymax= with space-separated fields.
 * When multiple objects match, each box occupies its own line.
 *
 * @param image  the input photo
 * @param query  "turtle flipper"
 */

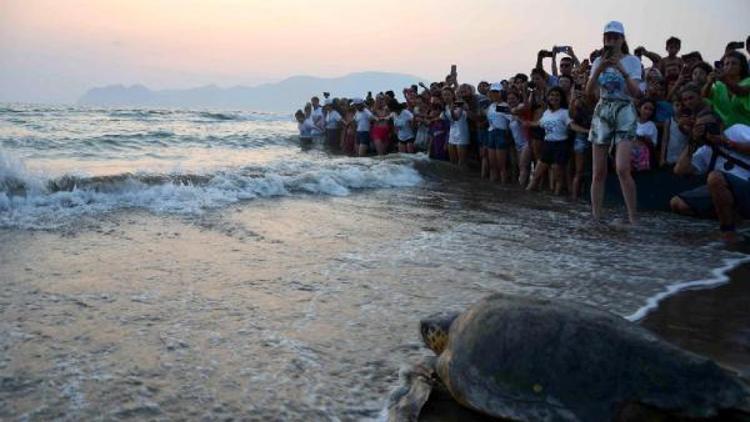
xmin=387 ymin=357 xmax=437 ymax=422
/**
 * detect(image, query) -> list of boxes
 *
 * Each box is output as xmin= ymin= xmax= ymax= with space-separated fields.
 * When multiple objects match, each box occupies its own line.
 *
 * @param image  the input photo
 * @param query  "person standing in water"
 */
xmin=587 ymin=21 xmax=643 ymax=224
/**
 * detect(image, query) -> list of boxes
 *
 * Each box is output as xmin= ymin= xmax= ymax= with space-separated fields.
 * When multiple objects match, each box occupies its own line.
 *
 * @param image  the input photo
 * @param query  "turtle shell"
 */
xmin=435 ymin=293 xmax=749 ymax=421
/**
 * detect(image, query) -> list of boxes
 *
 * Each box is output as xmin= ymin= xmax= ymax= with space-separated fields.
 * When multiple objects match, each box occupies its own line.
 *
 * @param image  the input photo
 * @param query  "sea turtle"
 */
xmin=387 ymin=293 xmax=750 ymax=421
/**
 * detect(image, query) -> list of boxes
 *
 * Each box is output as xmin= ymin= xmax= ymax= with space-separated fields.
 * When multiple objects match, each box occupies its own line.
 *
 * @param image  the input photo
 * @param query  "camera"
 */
xmin=527 ymin=81 xmax=537 ymax=91
xmin=323 ymin=92 xmax=330 ymax=98
xmin=634 ymin=47 xmax=646 ymax=56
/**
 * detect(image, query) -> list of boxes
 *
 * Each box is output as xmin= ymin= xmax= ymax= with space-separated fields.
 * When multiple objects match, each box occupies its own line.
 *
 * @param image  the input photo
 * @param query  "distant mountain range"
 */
xmin=77 ymin=72 xmax=428 ymax=112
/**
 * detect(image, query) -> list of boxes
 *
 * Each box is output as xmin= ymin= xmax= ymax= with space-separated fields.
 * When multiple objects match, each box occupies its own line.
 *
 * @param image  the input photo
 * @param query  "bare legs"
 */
xmin=591 ymin=141 xmax=637 ymax=224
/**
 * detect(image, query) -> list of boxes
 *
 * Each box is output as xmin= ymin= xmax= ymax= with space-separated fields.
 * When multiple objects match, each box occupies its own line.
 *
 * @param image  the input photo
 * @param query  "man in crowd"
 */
xmin=672 ymin=119 xmax=750 ymax=243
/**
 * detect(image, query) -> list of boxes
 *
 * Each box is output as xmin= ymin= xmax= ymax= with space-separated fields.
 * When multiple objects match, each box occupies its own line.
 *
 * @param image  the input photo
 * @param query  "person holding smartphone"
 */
xmin=702 ymin=50 xmax=750 ymax=128
xmin=586 ymin=21 xmax=643 ymax=224
xmin=442 ymin=87 xmax=470 ymax=167
xmin=485 ymin=83 xmax=512 ymax=183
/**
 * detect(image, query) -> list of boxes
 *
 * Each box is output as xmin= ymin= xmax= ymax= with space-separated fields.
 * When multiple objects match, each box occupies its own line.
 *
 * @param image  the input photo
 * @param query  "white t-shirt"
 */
xmin=591 ymin=54 xmax=642 ymax=101
xmin=325 ymin=110 xmax=342 ymax=129
xmin=443 ymin=106 xmax=470 ymax=145
xmin=486 ymin=102 xmax=511 ymax=131
xmin=354 ymin=109 xmax=374 ymax=132
xmin=311 ymin=107 xmax=325 ymax=135
xmin=298 ymin=118 xmax=315 ymax=138
xmin=692 ymin=124 xmax=750 ymax=180
xmin=392 ymin=109 xmax=415 ymax=141
xmin=636 ymin=121 xmax=658 ymax=146
xmin=539 ymin=108 xmax=572 ymax=142
xmin=665 ymin=117 xmax=688 ymax=164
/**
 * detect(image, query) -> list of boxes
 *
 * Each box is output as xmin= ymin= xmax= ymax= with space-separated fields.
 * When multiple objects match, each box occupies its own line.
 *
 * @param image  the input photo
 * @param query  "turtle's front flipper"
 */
xmin=387 ymin=357 xmax=436 ymax=422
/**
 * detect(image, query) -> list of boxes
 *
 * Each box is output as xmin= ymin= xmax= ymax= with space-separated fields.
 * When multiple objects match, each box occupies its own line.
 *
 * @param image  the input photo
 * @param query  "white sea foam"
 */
xmin=626 ymin=255 xmax=750 ymax=322
xmin=0 ymin=154 xmax=423 ymax=229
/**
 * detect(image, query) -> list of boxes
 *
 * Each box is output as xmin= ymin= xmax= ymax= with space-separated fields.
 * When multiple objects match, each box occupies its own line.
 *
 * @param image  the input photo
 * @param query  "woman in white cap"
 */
xmin=485 ymin=83 xmax=512 ymax=183
xmin=586 ymin=20 xmax=643 ymax=224
xmin=323 ymin=98 xmax=343 ymax=151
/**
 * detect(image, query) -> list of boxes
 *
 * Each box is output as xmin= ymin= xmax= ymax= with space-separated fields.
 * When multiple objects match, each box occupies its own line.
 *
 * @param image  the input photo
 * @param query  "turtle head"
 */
xmin=420 ymin=312 xmax=459 ymax=355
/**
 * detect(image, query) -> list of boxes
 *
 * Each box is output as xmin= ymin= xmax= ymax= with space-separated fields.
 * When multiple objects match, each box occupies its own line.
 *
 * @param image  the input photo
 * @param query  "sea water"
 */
xmin=0 ymin=104 xmax=746 ymax=420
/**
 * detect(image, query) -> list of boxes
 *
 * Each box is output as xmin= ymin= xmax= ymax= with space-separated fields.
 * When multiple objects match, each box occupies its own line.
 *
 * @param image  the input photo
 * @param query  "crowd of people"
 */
xmin=295 ymin=22 xmax=750 ymax=242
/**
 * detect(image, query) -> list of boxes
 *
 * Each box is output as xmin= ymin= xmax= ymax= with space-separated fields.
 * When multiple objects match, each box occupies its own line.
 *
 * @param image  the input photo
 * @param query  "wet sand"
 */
xmin=641 ymin=263 xmax=750 ymax=375
xmin=2 ymin=181 xmax=748 ymax=421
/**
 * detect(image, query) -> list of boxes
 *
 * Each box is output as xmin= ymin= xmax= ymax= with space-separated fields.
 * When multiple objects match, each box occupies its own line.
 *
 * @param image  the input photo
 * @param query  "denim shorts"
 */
xmin=574 ymin=133 xmax=591 ymax=154
xmin=478 ymin=129 xmax=489 ymax=148
xmin=487 ymin=129 xmax=510 ymax=150
xmin=589 ymin=99 xmax=637 ymax=147
xmin=356 ymin=131 xmax=371 ymax=146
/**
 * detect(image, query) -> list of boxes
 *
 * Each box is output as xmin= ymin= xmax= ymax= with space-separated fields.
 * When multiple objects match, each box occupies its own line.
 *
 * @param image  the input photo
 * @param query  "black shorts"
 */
xmin=541 ymin=140 xmax=570 ymax=165
xmin=530 ymin=127 xmax=545 ymax=141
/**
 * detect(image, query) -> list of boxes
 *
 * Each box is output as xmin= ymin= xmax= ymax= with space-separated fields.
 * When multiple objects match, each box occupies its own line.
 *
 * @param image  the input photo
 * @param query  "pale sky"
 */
xmin=1 ymin=0 xmax=748 ymax=103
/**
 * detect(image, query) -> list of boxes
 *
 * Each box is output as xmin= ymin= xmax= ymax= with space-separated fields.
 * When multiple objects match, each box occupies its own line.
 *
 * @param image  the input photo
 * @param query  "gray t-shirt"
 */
xmin=591 ymin=54 xmax=642 ymax=101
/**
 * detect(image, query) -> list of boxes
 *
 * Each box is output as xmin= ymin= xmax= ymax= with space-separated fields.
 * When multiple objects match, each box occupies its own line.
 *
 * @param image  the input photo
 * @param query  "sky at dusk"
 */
xmin=1 ymin=0 xmax=748 ymax=103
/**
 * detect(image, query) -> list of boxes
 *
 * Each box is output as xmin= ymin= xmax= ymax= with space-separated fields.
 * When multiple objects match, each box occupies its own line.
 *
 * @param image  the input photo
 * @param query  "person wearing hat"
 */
xmin=586 ymin=20 xmax=643 ymax=225
xmin=352 ymin=98 xmax=375 ymax=157
xmin=485 ymin=83 xmax=513 ymax=183
xmin=323 ymin=98 xmax=343 ymax=151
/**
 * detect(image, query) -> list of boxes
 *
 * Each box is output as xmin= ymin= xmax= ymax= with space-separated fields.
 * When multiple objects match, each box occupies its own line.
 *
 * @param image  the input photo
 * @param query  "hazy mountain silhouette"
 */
xmin=77 ymin=72 xmax=428 ymax=112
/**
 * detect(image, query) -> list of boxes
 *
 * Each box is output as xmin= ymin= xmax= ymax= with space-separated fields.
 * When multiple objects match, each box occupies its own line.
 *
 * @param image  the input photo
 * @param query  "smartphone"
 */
xmin=727 ymin=41 xmax=745 ymax=50
xmin=450 ymin=64 xmax=457 ymax=76
xmin=603 ymin=45 xmax=614 ymax=59
xmin=705 ymin=122 xmax=721 ymax=136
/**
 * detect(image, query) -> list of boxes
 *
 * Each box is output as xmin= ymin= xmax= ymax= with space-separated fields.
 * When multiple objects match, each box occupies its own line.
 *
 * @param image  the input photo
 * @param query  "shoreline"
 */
xmin=418 ymin=261 xmax=750 ymax=421
xmin=641 ymin=261 xmax=750 ymax=375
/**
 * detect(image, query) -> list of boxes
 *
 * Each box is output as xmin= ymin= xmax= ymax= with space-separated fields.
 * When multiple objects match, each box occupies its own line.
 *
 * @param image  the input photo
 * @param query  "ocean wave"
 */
xmin=0 ymin=154 xmax=423 ymax=229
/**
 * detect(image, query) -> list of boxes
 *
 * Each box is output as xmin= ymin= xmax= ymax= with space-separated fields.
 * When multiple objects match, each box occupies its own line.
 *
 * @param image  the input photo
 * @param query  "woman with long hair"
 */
xmin=586 ymin=21 xmax=643 ymax=224
xmin=525 ymin=87 xmax=572 ymax=195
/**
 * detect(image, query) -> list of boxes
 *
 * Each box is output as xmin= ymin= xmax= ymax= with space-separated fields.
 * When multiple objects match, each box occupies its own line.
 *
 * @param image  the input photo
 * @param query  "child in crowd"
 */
xmin=632 ymin=98 xmax=658 ymax=171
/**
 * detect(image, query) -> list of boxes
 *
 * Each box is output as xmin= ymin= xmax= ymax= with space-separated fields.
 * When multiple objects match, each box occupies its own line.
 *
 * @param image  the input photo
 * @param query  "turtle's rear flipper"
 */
xmin=387 ymin=358 xmax=436 ymax=422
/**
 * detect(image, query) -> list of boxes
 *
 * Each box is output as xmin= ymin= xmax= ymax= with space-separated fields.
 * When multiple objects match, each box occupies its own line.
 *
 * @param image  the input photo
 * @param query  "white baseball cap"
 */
xmin=323 ymin=98 xmax=334 ymax=106
xmin=603 ymin=21 xmax=625 ymax=36
xmin=489 ymin=83 xmax=503 ymax=92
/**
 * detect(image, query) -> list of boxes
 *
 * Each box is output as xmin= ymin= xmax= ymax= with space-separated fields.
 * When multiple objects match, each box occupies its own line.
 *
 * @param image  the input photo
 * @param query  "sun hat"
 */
xmin=603 ymin=21 xmax=625 ymax=36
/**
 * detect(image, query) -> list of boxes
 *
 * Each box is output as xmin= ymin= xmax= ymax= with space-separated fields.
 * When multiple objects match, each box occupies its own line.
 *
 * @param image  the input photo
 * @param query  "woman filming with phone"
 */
xmin=586 ymin=21 xmax=643 ymax=225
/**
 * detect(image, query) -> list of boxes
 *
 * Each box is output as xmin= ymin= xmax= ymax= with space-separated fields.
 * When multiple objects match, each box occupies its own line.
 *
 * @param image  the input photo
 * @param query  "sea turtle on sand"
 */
xmin=387 ymin=293 xmax=750 ymax=421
